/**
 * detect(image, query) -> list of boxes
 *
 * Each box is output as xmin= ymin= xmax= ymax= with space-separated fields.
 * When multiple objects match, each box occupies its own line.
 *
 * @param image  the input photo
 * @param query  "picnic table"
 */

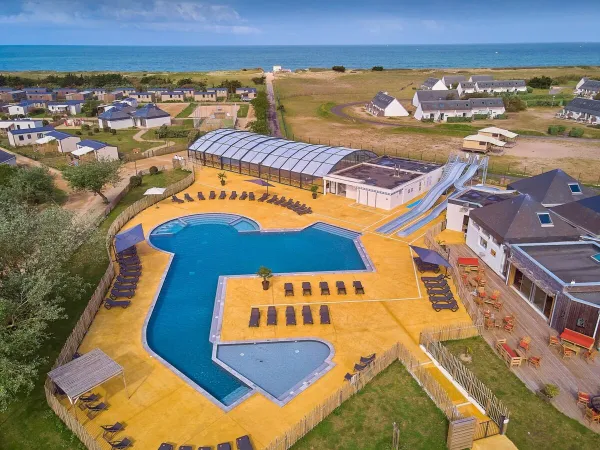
xmin=560 ymin=328 xmax=595 ymax=351
xmin=592 ymin=396 xmax=600 ymax=413
xmin=458 ymin=257 xmax=479 ymax=270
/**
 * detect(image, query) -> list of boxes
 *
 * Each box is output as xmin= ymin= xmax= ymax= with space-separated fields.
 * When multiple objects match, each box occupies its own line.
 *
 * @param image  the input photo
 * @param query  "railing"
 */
xmin=473 ymin=419 xmax=501 ymax=440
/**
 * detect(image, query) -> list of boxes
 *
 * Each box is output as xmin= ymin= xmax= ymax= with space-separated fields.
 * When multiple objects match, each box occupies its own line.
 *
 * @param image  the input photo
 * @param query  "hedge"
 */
xmin=473 ymin=114 xmax=488 ymax=120
xmin=447 ymin=116 xmax=472 ymax=123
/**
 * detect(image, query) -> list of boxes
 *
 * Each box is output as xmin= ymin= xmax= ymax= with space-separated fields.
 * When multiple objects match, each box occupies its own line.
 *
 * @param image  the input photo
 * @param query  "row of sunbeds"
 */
xmin=422 ymin=273 xmax=459 ymax=312
xmin=250 ymin=304 xmax=331 ymax=326
xmin=413 ymin=256 xmax=440 ymax=274
xmin=262 ymin=194 xmax=313 ymax=215
xmin=284 ymin=280 xmax=365 ymax=296
xmin=105 ymin=247 xmax=141 ymax=310
xmin=344 ymin=353 xmax=377 ymax=381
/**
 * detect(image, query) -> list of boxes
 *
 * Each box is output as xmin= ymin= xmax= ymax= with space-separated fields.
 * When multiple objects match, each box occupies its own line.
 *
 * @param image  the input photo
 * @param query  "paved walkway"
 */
xmin=265 ymin=72 xmax=282 ymax=137
xmin=132 ymin=129 xmax=177 ymax=157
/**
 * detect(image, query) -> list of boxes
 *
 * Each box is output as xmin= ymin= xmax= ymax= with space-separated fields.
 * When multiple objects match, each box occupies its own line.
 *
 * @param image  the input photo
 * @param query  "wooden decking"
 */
xmin=450 ymin=243 xmax=600 ymax=431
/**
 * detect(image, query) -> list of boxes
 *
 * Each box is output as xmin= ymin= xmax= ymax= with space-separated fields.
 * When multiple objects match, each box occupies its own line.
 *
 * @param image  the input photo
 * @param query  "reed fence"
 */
xmin=45 ymin=170 xmax=196 ymax=449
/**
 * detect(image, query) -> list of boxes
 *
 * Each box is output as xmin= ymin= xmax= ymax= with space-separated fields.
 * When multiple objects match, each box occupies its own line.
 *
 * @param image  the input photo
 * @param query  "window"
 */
xmin=537 ymin=212 xmax=553 ymax=226
xmin=18 ymin=135 xmax=24 ymax=141
xmin=568 ymin=183 xmax=582 ymax=194
xmin=591 ymin=253 xmax=600 ymax=263
xmin=479 ymin=237 xmax=488 ymax=249
xmin=491 ymin=249 xmax=497 ymax=257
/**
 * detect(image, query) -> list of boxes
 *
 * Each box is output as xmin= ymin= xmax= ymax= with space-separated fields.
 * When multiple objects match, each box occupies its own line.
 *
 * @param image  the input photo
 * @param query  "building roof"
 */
xmin=464 ymin=135 xmax=505 ymax=147
xmin=469 ymin=194 xmax=581 ymax=244
xmin=23 ymin=87 xmax=49 ymax=93
xmin=133 ymin=103 xmax=170 ymax=119
xmin=47 ymin=100 xmax=84 ymax=106
xmin=564 ymin=97 xmax=600 ymax=116
xmin=46 ymin=130 xmax=77 ymax=141
xmin=470 ymin=75 xmax=494 ymax=82
xmin=207 ymin=87 xmax=228 ymax=91
xmin=442 ymin=75 xmax=466 ymax=86
xmin=478 ymin=127 xmax=518 ymax=139
xmin=53 ymin=88 xmax=78 ymax=93
xmin=162 ymin=91 xmax=185 ymax=96
xmin=194 ymin=91 xmax=216 ymax=95
xmin=449 ymin=188 xmax=516 ymax=208
xmin=0 ymin=148 xmax=16 ymax=164
xmin=507 ymin=169 xmax=595 ymax=205
xmin=550 ymin=195 xmax=600 ymax=237
xmin=579 ymin=79 xmax=600 ymax=92
xmin=8 ymin=125 xmax=54 ymax=136
xmin=370 ymin=91 xmax=397 ymax=109
xmin=237 ymin=87 xmax=257 ymax=93
xmin=458 ymin=81 xmax=476 ymax=90
xmin=98 ymin=107 xmax=132 ymax=121
xmin=415 ymin=89 xmax=459 ymax=103
xmin=475 ymin=80 xmax=526 ymax=89
xmin=470 ymin=98 xmax=505 ymax=108
xmin=420 ymin=98 xmax=503 ymax=112
xmin=78 ymin=139 xmax=109 ymax=150
xmin=189 ymin=129 xmax=377 ymax=178
xmin=421 ymin=77 xmax=441 ymax=88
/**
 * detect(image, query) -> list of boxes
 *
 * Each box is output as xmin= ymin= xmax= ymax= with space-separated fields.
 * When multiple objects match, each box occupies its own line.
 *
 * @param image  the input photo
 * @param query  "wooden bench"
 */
xmin=496 ymin=339 xmax=523 ymax=368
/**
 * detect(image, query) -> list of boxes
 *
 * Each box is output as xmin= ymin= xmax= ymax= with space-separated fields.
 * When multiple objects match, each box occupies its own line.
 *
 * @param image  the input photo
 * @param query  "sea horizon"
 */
xmin=1 ymin=43 xmax=599 ymax=72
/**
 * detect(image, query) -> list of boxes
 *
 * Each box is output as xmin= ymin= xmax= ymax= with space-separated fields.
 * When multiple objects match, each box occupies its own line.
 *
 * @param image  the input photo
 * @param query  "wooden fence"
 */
xmin=447 ymin=417 xmax=477 ymax=450
xmin=44 ymin=170 xmax=196 ymax=450
xmin=264 ymin=341 xmax=462 ymax=450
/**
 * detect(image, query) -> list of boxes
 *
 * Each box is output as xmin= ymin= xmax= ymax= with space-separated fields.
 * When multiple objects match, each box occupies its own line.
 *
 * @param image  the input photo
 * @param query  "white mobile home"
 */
xmin=132 ymin=104 xmax=171 ymax=128
xmin=412 ymin=89 xmax=459 ymax=108
xmin=71 ymin=139 xmax=119 ymax=163
xmin=7 ymin=126 xmax=54 ymax=147
xmin=366 ymin=92 xmax=408 ymax=117
xmin=420 ymin=77 xmax=447 ymax=91
xmin=46 ymin=130 xmax=81 ymax=153
xmin=475 ymin=80 xmax=527 ymax=94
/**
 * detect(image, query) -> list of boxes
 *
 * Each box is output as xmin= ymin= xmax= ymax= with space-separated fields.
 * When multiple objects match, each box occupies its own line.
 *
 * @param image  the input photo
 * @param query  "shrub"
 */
xmin=42 ymin=119 xmax=49 ymax=126
xmin=502 ymin=95 xmax=527 ymax=112
xmin=129 ymin=175 xmax=142 ymax=187
xmin=495 ymin=114 xmax=508 ymax=119
xmin=526 ymin=86 xmax=534 ymax=93
xmin=569 ymin=127 xmax=584 ymax=138
xmin=473 ymin=114 xmax=488 ymax=120
xmin=541 ymin=384 xmax=560 ymax=399
xmin=332 ymin=66 xmax=346 ymax=73
xmin=187 ymin=129 xmax=201 ymax=146
xmin=527 ymin=76 xmax=553 ymax=89
xmin=103 ymin=127 xmax=110 ymax=132
xmin=421 ymin=118 xmax=435 ymax=123
xmin=52 ymin=115 xmax=62 ymax=122
xmin=93 ymin=127 xmax=99 ymax=133
xmin=81 ymin=123 xmax=90 ymax=131
xmin=149 ymin=166 xmax=159 ymax=175
xmin=87 ymin=131 xmax=93 ymax=136
xmin=251 ymin=76 xmax=266 ymax=85
xmin=547 ymin=125 xmax=566 ymax=135
xmin=75 ymin=130 xmax=82 ymax=135
xmin=371 ymin=66 xmax=384 ymax=71
xmin=111 ymin=129 xmax=117 ymax=135
xmin=447 ymin=116 xmax=472 ymax=123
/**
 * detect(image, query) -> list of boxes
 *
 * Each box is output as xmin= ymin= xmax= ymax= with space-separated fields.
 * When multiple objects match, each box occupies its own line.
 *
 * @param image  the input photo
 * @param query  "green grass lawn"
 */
xmin=292 ymin=362 xmax=448 ymax=450
xmin=63 ymin=129 xmax=158 ymax=154
xmin=176 ymin=102 xmax=197 ymax=118
xmin=0 ymin=169 xmax=190 ymax=450
xmin=444 ymin=337 xmax=600 ymax=450
xmin=237 ymin=104 xmax=249 ymax=118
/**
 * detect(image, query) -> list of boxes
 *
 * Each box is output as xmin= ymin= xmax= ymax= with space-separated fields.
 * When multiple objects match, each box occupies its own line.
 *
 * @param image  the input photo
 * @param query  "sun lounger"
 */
xmin=335 ymin=281 xmax=347 ymax=295
xmin=239 ymin=191 xmax=248 ymax=200
xmin=302 ymin=305 xmax=314 ymax=325
xmin=429 ymin=293 xmax=455 ymax=303
xmin=198 ymin=192 xmax=206 ymax=200
xmin=423 ymin=280 xmax=448 ymax=289
xmin=199 ymin=447 xmax=212 ymax=450
xmin=101 ymin=422 xmax=124 ymax=440
xmin=354 ymin=363 xmax=368 ymax=372
xmin=113 ymin=281 xmax=137 ymax=291
xmin=85 ymin=402 xmax=108 ymax=418
xmin=118 ymin=255 xmax=140 ymax=264
xmin=179 ymin=446 xmax=193 ymax=450
xmin=110 ymin=288 xmax=135 ymax=299
xmin=117 ymin=249 xmax=136 ymax=259
xmin=108 ymin=438 xmax=132 ymax=449
xmin=432 ymin=300 xmax=459 ymax=312
xmin=427 ymin=286 xmax=451 ymax=295
xmin=320 ymin=305 xmax=331 ymax=324
xmin=266 ymin=195 xmax=278 ymax=204
xmin=116 ymin=276 xmax=137 ymax=286
xmin=230 ymin=191 xmax=237 ymax=200
xmin=236 ymin=435 xmax=254 ymax=450
xmin=286 ymin=306 xmax=296 ymax=325
xmin=217 ymin=442 xmax=232 ymax=450
xmin=360 ymin=353 xmax=376 ymax=364
xmin=267 ymin=306 xmax=277 ymax=325
xmin=353 ymin=280 xmax=365 ymax=294
xmin=80 ymin=392 xmax=100 ymax=403
xmin=302 ymin=282 xmax=312 ymax=295
xmin=282 ymin=199 xmax=293 ymax=207
xmin=104 ymin=298 xmax=131 ymax=310
xmin=421 ymin=274 xmax=444 ymax=282
xmin=184 ymin=193 xmax=194 ymax=202
xmin=171 ymin=195 xmax=184 ymax=204
xmin=119 ymin=270 xmax=141 ymax=279
xmin=344 ymin=373 xmax=354 ymax=381
xmin=257 ymin=193 xmax=268 ymax=202
xmin=249 ymin=192 xmax=256 ymax=201
xmin=275 ymin=196 xmax=287 ymax=205
xmin=284 ymin=282 xmax=294 ymax=296
xmin=158 ymin=444 xmax=174 ymax=450
xmin=219 ymin=191 xmax=226 ymax=199
xmin=119 ymin=265 xmax=141 ymax=274
xmin=210 ymin=191 xmax=216 ymax=199
xmin=249 ymin=307 xmax=260 ymax=327
xmin=319 ymin=281 xmax=330 ymax=295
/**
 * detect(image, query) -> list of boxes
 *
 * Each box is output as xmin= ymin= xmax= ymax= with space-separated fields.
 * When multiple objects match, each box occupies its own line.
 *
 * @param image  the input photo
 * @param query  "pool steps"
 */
xmin=311 ymin=222 xmax=361 ymax=240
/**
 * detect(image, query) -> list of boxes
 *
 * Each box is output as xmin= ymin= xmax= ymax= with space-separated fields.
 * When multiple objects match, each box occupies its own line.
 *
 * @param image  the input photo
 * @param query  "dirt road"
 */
xmin=266 ymin=72 xmax=282 ymax=137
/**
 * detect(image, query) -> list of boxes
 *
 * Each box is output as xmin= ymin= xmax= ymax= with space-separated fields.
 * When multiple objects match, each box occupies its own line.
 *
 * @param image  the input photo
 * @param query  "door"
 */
xmin=462 ymin=215 xmax=470 ymax=233
xmin=367 ymin=191 xmax=377 ymax=208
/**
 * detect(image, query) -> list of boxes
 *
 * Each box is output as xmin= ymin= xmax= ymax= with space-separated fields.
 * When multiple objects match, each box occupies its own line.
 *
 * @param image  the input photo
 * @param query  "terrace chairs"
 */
xmin=496 ymin=338 xmax=523 ymax=368
xmin=249 ymin=192 xmax=256 ymax=201
xmin=320 ymin=305 xmax=331 ymax=324
xmin=302 ymin=305 xmax=314 ymax=325
xmin=101 ymin=422 xmax=124 ymax=440
xmin=184 ymin=193 xmax=194 ymax=202
xmin=236 ymin=435 xmax=255 ymax=450
xmin=491 ymin=300 xmax=503 ymax=311
xmin=577 ymin=391 xmax=591 ymax=408
xmin=80 ymin=392 xmax=100 ymax=403
xmin=561 ymin=345 xmax=576 ymax=359
xmin=344 ymin=373 xmax=354 ymax=381
xmin=266 ymin=195 xmax=278 ymax=204
xmin=85 ymin=402 xmax=108 ymax=419
xmin=284 ymin=282 xmax=294 ymax=296
xmin=320 ymin=281 xmax=330 ymax=295
xmin=171 ymin=195 xmax=184 ymax=204
xmin=432 ymin=300 xmax=459 ymax=312
xmin=230 ymin=191 xmax=238 ymax=200
xmin=104 ymin=298 xmax=131 ymax=310
xmin=583 ymin=349 xmax=597 ymax=363
xmin=110 ymin=288 xmax=135 ymax=299
xmin=336 ymin=281 xmax=347 ymax=295
xmin=360 ymin=353 xmax=376 ymax=365
xmin=239 ymin=191 xmax=248 ymax=200
xmin=353 ymin=281 xmax=365 ymax=294
xmin=302 ymin=281 xmax=312 ymax=296
xmin=354 ymin=362 xmax=368 ymax=372
xmin=108 ymin=438 xmax=132 ymax=449
xmin=209 ymin=191 xmax=216 ymax=200
xmin=527 ymin=356 xmax=542 ymax=369
xmin=249 ymin=307 xmax=260 ymax=327
xmin=474 ymin=296 xmax=485 ymax=307
xmin=413 ymin=257 xmax=440 ymax=274
xmin=548 ymin=335 xmax=561 ymax=347
xmin=421 ymin=274 xmax=444 ymax=282
xmin=584 ymin=406 xmax=600 ymax=425
xmin=257 ymin=193 xmax=268 ymax=202
xmin=286 ymin=306 xmax=296 ymax=326
xmin=490 ymin=290 xmax=500 ymax=301
xmin=429 ymin=292 xmax=454 ymax=303
xmin=219 ymin=191 xmax=227 ymax=199
xmin=198 ymin=192 xmax=206 ymax=200
xmin=504 ymin=321 xmax=515 ymax=333
xmin=267 ymin=306 xmax=277 ymax=325
xmin=519 ymin=336 xmax=531 ymax=353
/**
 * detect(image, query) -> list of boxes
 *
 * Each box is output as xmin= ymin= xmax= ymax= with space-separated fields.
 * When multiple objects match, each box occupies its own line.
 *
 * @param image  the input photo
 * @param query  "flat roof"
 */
xmin=369 ymin=156 xmax=441 ymax=174
xmin=449 ymin=188 xmax=516 ymax=207
xmin=332 ymin=163 xmax=422 ymax=190
xmin=520 ymin=242 xmax=600 ymax=284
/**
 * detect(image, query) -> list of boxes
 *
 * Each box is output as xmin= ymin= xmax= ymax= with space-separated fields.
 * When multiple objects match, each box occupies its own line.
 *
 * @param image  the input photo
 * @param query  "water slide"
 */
xmin=395 ymin=157 xmax=485 ymax=237
xmin=375 ymin=156 xmax=468 ymax=234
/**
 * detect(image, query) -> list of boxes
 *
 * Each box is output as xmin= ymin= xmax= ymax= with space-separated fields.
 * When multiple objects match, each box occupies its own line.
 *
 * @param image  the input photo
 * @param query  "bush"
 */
xmin=473 ymin=114 xmax=489 ymax=120
xmin=52 ymin=115 xmax=62 ymax=122
xmin=569 ymin=127 xmax=584 ymax=138
xmin=111 ymin=129 xmax=116 ymax=135
xmin=447 ymin=116 xmax=472 ymax=123
xmin=87 ymin=131 xmax=93 ymax=136
xmin=251 ymin=76 xmax=266 ymax=85
xmin=332 ymin=66 xmax=346 ymax=73
xmin=495 ymin=114 xmax=508 ymax=119
xmin=526 ymin=86 xmax=534 ymax=93
xmin=81 ymin=123 xmax=90 ymax=131
xmin=42 ymin=119 xmax=49 ymax=126
xmin=547 ymin=125 xmax=566 ymax=135
xmin=371 ymin=66 xmax=384 ymax=71
xmin=129 ymin=175 xmax=142 ymax=187
xmin=154 ymin=124 xmax=190 ymax=139
xmin=93 ymin=127 xmax=99 ymax=133
xmin=502 ymin=95 xmax=527 ymax=112
xmin=421 ymin=118 xmax=435 ymax=123
xmin=187 ymin=129 xmax=201 ymax=146
xmin=541 ymin=383 xmax=560 ymax=399
xmin=75 ymin=130 xmax=82 ymax=135
xmin=103 ymin=127 xmax=110 ymax=132
xmin=149 ymin=166 xmax=159 ymax=175
xmin=528 ymin=76 xmax=553 ymax=89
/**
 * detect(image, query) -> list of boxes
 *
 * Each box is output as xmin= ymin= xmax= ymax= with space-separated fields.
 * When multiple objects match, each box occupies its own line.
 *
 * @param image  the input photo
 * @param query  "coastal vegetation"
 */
xmin=248 ymin=90 xmax=270 ymax=135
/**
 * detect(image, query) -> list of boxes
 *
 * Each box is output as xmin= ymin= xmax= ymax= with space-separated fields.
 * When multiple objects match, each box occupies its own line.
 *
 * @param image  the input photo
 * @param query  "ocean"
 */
xmin=0 ymin=43 xmax=599 ymax=72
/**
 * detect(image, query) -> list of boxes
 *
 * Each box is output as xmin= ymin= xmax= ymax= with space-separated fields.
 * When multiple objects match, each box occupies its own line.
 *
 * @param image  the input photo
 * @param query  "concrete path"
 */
xmin=265 ymin=72 xmax=282 ymax=137
xmin=132 ymin=129 xmax=177 ymax=157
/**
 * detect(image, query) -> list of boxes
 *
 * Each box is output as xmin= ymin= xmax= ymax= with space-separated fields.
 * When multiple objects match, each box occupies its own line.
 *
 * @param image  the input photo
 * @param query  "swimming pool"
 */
xmin=146 ymin=214 xmax=370 ymax=410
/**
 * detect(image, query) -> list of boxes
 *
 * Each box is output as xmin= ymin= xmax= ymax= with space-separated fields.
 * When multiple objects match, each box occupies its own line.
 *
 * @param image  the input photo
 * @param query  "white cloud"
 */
xmin=361 ymin=19 xmax=404 ymax=34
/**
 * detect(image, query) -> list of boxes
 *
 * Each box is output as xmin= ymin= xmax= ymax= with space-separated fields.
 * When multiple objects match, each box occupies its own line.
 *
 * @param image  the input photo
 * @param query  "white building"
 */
xmin=71 ymin=139 xmax=119 ymax=164
xmin=457 ymin=81 xmax=476 ymax=96
xmin=420 ymin=77 xmax=447 ymax=91
xmin=414 ymin=98 xmax=505 ymax=122
xmin=132 ymin=104 xmax=172 ymax=128
xmin=446 ymin=188 xmax=516 ymax=233
xmin=47 ymin=100 xmax=83 ymax=115
xmin=7 ymin=126 xmax=54 ymax=147
xmin=366 ymin=91 xmax=408 ymax=117
xmin=46 ymin=130 xmax=81 ymax=153
xmin=324 ymin=156 xmax=444 ymax=210
xmin=97 ymin=107 xmax=135 ymax=130
xmin=575 ymin=78 xmax=600 ymax=98
xmin=474 ymin=80 xmax=527 ymax=94
xmin=273 ymin=65 xmax=282 ymax=73
xmin=560 ymin=98 xmax=600 ymax=124
xmin=412 ymin=89 xmax=459 ymax=108
xmin=0 ymin=118 xmax=44 ymax=133
xmin=441 ymin=75 xmax=466 ymax=88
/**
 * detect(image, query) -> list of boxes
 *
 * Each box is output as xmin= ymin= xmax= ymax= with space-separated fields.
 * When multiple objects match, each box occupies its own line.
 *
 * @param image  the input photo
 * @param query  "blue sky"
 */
xmin=0 ymin=0 xmax=599 ymax=46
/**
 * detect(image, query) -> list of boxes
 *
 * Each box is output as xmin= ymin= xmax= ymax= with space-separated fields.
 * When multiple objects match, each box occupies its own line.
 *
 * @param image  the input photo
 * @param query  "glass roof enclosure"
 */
xmin=188 ymin=130 xmax=377 ymax=190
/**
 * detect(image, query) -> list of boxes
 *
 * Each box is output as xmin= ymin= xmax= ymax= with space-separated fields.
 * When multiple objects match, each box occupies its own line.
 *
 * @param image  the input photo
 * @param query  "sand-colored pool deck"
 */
xmin=72 ymin=166 xmax=511 ymax=449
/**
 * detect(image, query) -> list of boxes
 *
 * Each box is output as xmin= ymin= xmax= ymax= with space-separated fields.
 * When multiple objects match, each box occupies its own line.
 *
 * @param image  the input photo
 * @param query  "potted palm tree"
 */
xmin=257 ymin=266 xmax=273 ymax=290
xmin=310 ymin=184 xmax=319 ymax=199
xmin=218 ymin=172 xmax=227 ymax=186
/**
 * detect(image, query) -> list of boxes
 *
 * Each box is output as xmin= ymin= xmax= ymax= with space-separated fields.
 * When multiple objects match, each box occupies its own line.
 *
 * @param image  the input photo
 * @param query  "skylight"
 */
xmin=537 ymin=212 xmax=553 ymax=226
xmin=568 ymin=183 xmax=582 ymax=194
xmin=592 ymin=253 xmax=600 ymax=263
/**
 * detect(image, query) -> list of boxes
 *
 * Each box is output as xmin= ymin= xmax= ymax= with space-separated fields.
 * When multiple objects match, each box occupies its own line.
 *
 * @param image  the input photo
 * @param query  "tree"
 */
xmin=0 ymin=197 xmax=92 ymax=410
xmin=502 ymin=95 xmax=527 ymax=112
xmin=219 ymin=79 xmax=242 ymax=94
xmin=527 ymin=76 xmax=553 ymax=89
xmin=62 ymin=159 xmax=122 ymax=203
xmin=252 ymin=76 xmax=266 ymax=85
xmin=371 ymin=66 xmax=384 ymax=71
xmin=8 ymin=166 xmax=56 ymax=205
xmin=81 ymin=99 xmax=101 ymax=117
xmin=332 ymin=66 xmax=346 ymax=72
xmin=248 ymin=91 xmax=270 ymax=135
xmin=187 ymin=129 xmax=201 ymax=145
xmin=177 ymin=78 xmax=193 ymax=86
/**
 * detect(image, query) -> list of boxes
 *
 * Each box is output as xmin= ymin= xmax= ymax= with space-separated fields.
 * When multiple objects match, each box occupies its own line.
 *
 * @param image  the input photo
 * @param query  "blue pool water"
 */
xmin=147 ymin=215 xmax=366 ymax=407
xmin=407 ymin=199 xmax=422 ymax=209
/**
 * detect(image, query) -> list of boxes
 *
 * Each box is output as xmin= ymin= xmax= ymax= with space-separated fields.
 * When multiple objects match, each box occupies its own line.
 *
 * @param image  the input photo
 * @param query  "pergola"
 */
xmin=48 ymin=348 xmax=128 ymax=406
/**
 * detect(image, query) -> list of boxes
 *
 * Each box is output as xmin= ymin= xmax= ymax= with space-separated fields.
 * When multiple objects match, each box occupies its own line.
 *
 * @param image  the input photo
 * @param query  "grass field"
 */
xmin=0 ymin=169 xmax=191 ymax=450
xmin=176 ymin=102 xmax=197 ymax=118
xmin=237 ymin=103 xmax=249 ymax=118
xmin=292 ymin=362 xmax=448 ymax=450
xmin=444 ymin=337 xmax=600 ymax=450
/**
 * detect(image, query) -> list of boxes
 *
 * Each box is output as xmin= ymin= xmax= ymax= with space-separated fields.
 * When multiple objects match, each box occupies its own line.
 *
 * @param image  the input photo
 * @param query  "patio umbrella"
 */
xmin=143 ymin=187 xmax=166 ymax=196
xmin=245 ymin=178 xmax=275 ymax=194
xmin=409 ymin=245 xmax=450 ymax=267
xmin=114 ymin=224 xmax=145 ymax=254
